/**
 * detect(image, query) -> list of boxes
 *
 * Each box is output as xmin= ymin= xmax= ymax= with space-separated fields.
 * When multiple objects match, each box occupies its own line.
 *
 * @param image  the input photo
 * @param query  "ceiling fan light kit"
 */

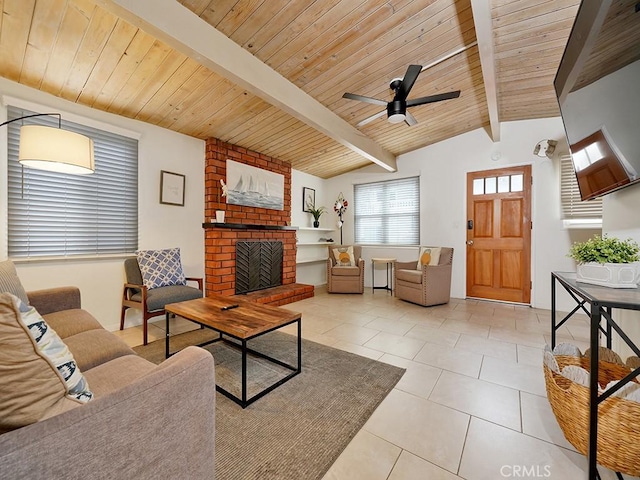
xmin=343 ymin=64 xmax=461 ymax=127
xmin=387 ymin=100 xmax=406 ymax=124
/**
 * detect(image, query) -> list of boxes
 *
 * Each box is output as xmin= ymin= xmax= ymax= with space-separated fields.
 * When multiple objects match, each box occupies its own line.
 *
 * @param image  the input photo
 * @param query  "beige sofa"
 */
xmin=0 ymin=287 xmax=216 ymax=480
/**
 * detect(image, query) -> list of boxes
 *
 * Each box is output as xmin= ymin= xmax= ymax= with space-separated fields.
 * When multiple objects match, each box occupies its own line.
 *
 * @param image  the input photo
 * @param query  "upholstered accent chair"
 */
xmin=120 ymin=257 xmax=203 ymax=345
xmin=394 ymin=247 xmax=454 ymax=306
xmin=326 ymin=245 xmax=365 ymax=294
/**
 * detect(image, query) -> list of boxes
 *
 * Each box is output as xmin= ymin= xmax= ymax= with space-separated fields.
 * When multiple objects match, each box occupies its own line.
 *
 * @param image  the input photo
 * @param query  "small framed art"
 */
xmin=303 ymin=187 xmax=315 ymax=212
xmin=160 ymin=170 xmax=185 ymax=206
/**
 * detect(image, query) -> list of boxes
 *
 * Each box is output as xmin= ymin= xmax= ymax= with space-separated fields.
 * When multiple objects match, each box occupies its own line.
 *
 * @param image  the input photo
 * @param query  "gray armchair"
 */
xmin=326 ymin=245 xmax=365 ymax=294
xmin=394 ymin=247 xmax=453 ymax=306
xmin=120 ymin=258 xmax=203 ymax=345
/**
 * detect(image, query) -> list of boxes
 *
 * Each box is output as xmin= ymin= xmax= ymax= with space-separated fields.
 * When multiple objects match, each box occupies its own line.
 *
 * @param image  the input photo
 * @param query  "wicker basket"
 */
xmin=543 ymin=355 xmax=640 ymax=476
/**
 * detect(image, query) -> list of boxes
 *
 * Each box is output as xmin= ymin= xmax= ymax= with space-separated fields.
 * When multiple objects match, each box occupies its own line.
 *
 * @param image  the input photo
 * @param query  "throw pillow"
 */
xmin=0 ymin=293 xmax=92 ymax=434
xmin=332 ymin=246 xmax=355 ymax=267
xmin=0 ymin=259 xmax=29 ymax=305
xmin=136 ymin=248 xmax=187 ymax=289
xmin=417 ymin=247 xmax=442 ymax=270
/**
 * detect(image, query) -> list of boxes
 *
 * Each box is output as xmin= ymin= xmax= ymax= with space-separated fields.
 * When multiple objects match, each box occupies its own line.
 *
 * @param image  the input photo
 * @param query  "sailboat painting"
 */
xmin=225 ymin=159 xmax=284 ymax=210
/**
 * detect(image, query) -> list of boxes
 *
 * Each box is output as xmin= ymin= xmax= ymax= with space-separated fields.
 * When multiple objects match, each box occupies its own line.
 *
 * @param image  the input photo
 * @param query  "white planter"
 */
xmin=576 ymin=262 xmax=640 ymax=288
xmin=215 ymin=210 xmax=226 ymax=223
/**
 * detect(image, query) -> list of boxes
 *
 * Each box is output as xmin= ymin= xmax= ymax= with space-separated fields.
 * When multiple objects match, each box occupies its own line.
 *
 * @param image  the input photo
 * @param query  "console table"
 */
xmin=551 ymin=272 xmax=640 ymax=479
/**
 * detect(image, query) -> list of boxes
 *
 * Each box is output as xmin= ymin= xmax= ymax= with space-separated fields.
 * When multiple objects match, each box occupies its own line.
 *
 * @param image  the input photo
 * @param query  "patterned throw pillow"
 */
xmin=0 ymin=293 xmax=92 ymax=433
xmin=417 ymin=247 xmax=442 ymax=270
xmin=136 ymin=248 xmax=187 ymax=289
xmin=332 ymin=246 xmax=355 ymax=267
xmin=0 ymin=259 xmax=29 ymax=305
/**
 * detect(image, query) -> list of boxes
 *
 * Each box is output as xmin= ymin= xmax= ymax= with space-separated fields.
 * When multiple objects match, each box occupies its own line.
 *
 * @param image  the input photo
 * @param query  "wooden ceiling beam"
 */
xmin=96 ymin=0 xmax=397 ymax=172
xmin=470 ymin=0 xmax=500 ymax=142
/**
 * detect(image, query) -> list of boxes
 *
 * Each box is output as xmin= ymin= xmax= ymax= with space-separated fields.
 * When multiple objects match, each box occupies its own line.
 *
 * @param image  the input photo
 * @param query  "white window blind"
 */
xmin=354 ymin=176 xmax=420 ymax=245
xmin=560 ymin=154 xmax=602 ymax=221
xmin=7 ymin=106 xmax=138 ymax=258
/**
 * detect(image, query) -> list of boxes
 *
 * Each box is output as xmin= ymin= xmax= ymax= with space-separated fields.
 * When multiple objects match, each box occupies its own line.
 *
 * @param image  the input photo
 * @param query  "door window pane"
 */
xmin=473 ymin=178 xmax=484 ymax=195
xmin=498 ymin=176 xmax=510 ymax=193
xmin=485 ymin=177 xmax=497 ymax=194
xmin=511 ymin=174 xmax=524 ymax=192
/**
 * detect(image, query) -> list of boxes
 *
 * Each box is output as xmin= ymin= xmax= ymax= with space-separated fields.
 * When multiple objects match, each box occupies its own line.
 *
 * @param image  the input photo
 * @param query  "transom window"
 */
xmin=473 ymin=174 xmax=524 ymax=195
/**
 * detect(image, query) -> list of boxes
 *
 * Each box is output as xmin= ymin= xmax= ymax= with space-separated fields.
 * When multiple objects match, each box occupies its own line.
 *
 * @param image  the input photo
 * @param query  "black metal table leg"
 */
xmin=165 ymin=311 xmax=171 ymax=359
xmin=588 ymin=304 xmax=600 ymax=480
xmin=242 ymin=339 xmax=247 ymax=406
xmin=551 ymin=273 xmax=557 ymax=349
xmin=297 ymin=319 xmax=302 ymax=372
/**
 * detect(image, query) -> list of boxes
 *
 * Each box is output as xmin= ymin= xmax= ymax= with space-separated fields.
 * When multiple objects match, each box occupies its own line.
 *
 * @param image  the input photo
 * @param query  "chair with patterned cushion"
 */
xmin=394 ymin=247 xmax=453 ymax=307
xmin=120 ymin=248 xmax=203 ymax=345
xmin=326 ymin=245 xmax=365 ymax=294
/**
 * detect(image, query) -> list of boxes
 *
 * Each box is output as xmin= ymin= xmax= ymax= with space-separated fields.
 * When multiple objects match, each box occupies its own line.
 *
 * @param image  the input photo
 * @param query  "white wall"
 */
xmin=0 ymin=78 xmax=205 ymax=331
xmin=326 ymin=117 xmax=592 ymax=311
xmin=291 ymin=169 xmax=331 ymax=285
xmin=603 ymin=186 xmax=640 ymax=359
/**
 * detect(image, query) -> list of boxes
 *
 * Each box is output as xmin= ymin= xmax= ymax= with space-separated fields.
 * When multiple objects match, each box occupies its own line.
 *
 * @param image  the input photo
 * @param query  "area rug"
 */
xmin=134 ymin=329 xmax=405 ymax=480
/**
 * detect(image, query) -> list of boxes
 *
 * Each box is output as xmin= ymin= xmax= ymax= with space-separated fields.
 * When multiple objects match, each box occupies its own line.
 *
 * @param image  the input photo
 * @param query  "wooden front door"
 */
xmin=466 ymin=165 xmax=531 ymax=304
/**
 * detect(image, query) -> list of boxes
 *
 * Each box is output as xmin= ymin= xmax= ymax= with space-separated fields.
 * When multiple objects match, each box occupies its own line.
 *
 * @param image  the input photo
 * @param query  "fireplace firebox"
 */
xmin=235 ymin=241 xmax=283 ymax=295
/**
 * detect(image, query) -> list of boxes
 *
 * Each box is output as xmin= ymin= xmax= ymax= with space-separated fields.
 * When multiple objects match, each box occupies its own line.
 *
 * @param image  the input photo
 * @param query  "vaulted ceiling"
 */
xmin=0 ymin=0 xmax=582 ymax=178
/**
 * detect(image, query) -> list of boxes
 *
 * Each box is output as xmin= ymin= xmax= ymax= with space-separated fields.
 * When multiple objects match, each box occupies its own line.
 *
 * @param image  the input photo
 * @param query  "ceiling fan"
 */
xmin=342 ymin=64 xmax=461 ymax=127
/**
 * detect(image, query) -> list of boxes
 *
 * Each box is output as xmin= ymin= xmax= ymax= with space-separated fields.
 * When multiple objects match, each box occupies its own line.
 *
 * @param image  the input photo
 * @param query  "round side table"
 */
xmin=371 ymin=257 xmax=396 ymax=294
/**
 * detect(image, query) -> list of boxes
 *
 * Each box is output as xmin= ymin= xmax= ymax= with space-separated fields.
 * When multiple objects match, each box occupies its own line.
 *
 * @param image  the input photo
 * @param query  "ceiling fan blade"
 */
xmin=397 ymin=65 xmax=422 ymax=100
xmin=404 ymin=111 xmax=418 ymax=126
xmin=406 ymin=90 xmax=461 ymax=107
xmin=342 ymin=92 xmax=388 ymax=107
xmin=356 ymin=110 xmax=387 ymax=128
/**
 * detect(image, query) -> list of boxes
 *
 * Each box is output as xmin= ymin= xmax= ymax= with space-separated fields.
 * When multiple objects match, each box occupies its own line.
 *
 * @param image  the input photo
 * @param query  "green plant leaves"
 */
xmin=568 ymin=235 xmax=640 ymax=264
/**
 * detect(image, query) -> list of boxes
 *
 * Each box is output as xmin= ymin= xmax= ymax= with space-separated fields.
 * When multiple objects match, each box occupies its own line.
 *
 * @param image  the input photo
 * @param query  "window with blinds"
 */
xmin=7 ymin=106 xmax=138 ymax=258
xmin=354 ymin=176 xmax=419 ymax=245
xmin=560 ymin=155 xmax=602 ymax=225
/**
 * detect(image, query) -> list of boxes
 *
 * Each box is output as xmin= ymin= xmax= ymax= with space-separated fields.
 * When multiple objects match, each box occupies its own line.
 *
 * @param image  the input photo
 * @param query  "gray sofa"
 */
xmin=0 ymin=287 xmax=216 ymax=480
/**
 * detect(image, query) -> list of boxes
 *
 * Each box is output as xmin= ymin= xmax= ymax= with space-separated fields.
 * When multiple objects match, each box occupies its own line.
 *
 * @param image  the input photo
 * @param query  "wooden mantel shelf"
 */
xmin=202 ymin=222 xmax=298 ymax=231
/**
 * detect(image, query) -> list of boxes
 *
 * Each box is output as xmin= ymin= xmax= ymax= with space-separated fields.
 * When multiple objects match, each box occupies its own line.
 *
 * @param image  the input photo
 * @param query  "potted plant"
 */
xmin=568 ymin=234 xmax=640 ymax=288
xmin=306 ymin=203 xmax=326 ymax=228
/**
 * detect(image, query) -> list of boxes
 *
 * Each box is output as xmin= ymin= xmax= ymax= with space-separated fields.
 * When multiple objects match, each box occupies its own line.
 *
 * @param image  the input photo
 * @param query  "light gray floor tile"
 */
xmin=364 ymin=331 xmax=426 ymax=359
xmin=414 ymin=342 xmax=483 ymax=378
xmin=322 ymin=430 xmax=400 ymax=480
xmin=480 ymin=356 xmax=546 ymax=396
xmin=365 ymin=389 xmax=470 ymax=474
xmin=459 ymin=417 xmax=586 ymax=480
xmin=429 ymin=370 xmax=522 ymax=431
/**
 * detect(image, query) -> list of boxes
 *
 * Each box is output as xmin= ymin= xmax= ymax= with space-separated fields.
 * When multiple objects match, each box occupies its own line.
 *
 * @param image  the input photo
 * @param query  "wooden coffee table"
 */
xmin=164 ymin=295 xmax=301 ymax=408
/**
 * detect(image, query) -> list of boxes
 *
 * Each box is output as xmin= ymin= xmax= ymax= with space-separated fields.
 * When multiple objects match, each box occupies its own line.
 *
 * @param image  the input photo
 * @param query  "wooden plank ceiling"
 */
xmin=0 ymin=0 xmax=582 ymax=178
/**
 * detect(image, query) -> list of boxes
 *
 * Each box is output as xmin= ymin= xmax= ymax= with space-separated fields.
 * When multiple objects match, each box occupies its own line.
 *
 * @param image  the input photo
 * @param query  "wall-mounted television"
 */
xmin=554 ymin=0 xmax=640 ymax=201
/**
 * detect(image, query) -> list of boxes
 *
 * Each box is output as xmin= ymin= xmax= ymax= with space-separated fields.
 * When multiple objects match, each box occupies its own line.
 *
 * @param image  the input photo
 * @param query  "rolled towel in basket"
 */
xmin=560 ymin=365 xmax=590 ymax=387
xmin=603 ymin=380 xmax=640 ymax=403
xmin=543 ymin=350 xmax=560 ymax=373
xmin=552 ymin=343 xmax=582 ymax=357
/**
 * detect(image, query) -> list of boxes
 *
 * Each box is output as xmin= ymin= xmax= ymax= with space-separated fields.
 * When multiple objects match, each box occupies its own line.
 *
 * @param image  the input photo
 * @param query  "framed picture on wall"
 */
xmin=160 ymin=170 xmax=185 ymax=206
xmin=225 ymin=159 xmax=284 ymax=210
xmin=303 ymin=187 xmax=315 ymax=212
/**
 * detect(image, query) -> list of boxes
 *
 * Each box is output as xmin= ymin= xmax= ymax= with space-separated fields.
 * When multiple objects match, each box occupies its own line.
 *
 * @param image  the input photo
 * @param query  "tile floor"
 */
xmin=112 ymin=289 xmax=638 ymax=480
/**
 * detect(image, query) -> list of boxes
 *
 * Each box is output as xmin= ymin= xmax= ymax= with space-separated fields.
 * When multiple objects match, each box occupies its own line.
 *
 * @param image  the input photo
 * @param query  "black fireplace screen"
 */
xmin=235 ymin=241 xmax=283 ymax=295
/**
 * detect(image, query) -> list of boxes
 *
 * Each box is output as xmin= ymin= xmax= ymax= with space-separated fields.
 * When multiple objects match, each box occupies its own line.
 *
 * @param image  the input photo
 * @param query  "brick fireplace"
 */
xmin=203 ymin=139 xmax=313 ymax=304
